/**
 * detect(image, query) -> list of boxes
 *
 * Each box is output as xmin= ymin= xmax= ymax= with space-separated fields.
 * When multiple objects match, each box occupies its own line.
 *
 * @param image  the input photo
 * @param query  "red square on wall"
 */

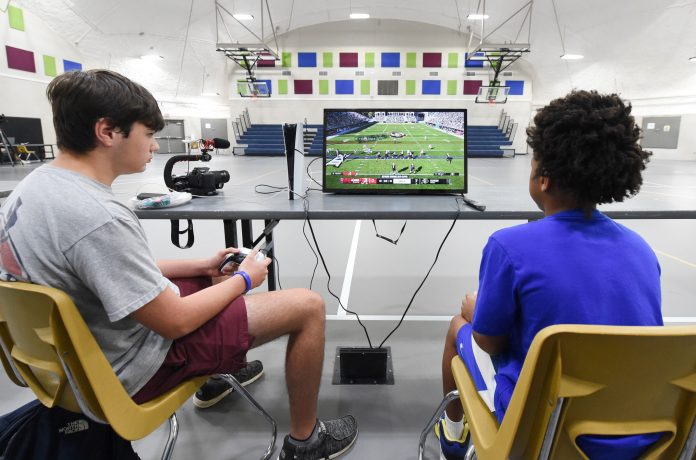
xmin=294 ymin=80 xmax=313 ymax=94
xmin=339 ymin=52 xmax=358 ymax=67
xmin=6 ymin=46 xmax=36 ymax=73
xmin=423 ymin=52 xmax=442 ymax=67
xmin=463 ymin=80 xmax=483 ymax=95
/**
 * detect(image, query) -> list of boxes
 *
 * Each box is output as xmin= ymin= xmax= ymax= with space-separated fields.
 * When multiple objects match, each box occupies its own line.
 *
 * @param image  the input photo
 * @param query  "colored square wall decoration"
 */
xmin=6 ymin=46 xmax=36 ymax=73
xmin=381 ymin=53 xmax=400 ymax=67
xmin=319 ymin=80 xmax=329 ymax=95
xmin=406 ymin=52 xmax=417 ymax=68
xmin=278 ymin=80 xmax=288 ymax=95
xmin=63 ymin=60 xmax=82 ymax=72
xmin=298 ymin=52 xmax=317 ymax=67
xmin=294 ymin=80 xmax=313 ymax=94
xmin=465 ymin=52 xmax=485 ymax=68
xmin=422 ymin=80 xmax=441 ymax=95
xmin=323 ymin=52 xmax=333 ymax=67
xmin=335 ymin=80 xmax=354 ymax=95
xmin=282 ymin=52 xmax=292 ymax=67
xmin=463 ymin=80 xmax=483 ymax=95
xmin=423 ymin=53 xmax=442 ymax=67
xmin=365 ymin=52 xmax=375 ymax=68
xmin=505 ymin=80 xmax=525 ymax=95
xmin=339 ymin=52 xmax=358 ymax=67
xmin=257 ymin=58 xmax=276 ymax=67
xmin=8 ymin=6 xmax=25 ymax=31
xmin=43 ymin=55 xmax=57 ymax=77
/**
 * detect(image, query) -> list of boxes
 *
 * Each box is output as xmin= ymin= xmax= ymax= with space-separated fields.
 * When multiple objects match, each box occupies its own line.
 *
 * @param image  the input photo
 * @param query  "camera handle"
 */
xmin=163 ymin=153 xmax=212 ymax=190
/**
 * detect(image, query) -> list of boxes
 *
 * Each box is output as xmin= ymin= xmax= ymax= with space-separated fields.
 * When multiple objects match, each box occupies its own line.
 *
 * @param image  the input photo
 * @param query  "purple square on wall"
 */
xmin=294 ymin=80 xmax=313 ymax=94
xmin=6 ymin=46 xmax=36 ymax=73
xmin=423 ymin=52 xmax=442 ymax=67
xmin=339 ymin=52 xmax=358 ymax=67
xmin=463 ymin=80 xmax=483 ymax=95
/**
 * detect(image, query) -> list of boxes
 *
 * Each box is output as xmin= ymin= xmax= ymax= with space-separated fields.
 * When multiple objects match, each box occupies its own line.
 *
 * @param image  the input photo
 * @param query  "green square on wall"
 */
xmin=323 ymin=52 xmax=333 ymax=68
xmin=319 ymin=80 xmax=329 ymax=95
xmin=361 ymin=80 xmax=370 ymax=95
xmin=278 ymin=79 xmax=288 ymax=95
xmin=365 ymin=52 xmax=375 ymax=68
xmin=448 ymin=53 xmax=458 ymax=68
xmin=406 ymin=80 xmax=416 ymax=95
xmin=8 ymin=6 xmax=25 ymax=31
xmin=43 ymin=55 xmax=57 ymax=77
xmin=282 ymin=52 xmax=292 ymax=68
xmin=447 ymin=80 xmax=457 ymax=95
xmin=406 ymin=52 xmax=417 ymax=68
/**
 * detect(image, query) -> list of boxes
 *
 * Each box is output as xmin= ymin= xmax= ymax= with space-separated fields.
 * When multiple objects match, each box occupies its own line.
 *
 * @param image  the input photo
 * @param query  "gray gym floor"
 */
xmin=1 ymin=153 xmax=695 ymax=459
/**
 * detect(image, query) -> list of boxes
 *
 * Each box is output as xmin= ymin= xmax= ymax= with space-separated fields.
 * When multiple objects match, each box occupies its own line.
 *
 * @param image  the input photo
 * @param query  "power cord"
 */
xmin=376 ymin=196 xmax=462 ymax=348
xmin=301 ymin=196 xmax=374 ymax=348
xmin=372 ymin=220 xmax=407 ymax=245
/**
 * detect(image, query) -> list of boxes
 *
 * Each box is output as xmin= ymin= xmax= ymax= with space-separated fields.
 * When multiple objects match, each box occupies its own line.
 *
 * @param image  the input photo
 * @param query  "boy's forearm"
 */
xmin=157 ymin=258 xmax=209 ymax=278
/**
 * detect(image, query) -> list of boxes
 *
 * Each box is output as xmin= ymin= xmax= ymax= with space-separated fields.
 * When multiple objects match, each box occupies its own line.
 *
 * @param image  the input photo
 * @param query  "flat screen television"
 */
xmin=322 ymin=109 xmax=467 ymax=194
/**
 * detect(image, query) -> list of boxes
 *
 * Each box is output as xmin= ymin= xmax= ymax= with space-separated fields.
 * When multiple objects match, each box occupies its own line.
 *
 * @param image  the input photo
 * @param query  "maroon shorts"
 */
xmin=132 ymin=277 xmax=255 ymax=403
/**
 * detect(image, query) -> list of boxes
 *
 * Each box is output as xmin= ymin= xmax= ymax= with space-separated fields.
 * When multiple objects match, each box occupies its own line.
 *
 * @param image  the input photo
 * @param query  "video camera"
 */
xmin=163 ymin=138 xmax=231 ymax=196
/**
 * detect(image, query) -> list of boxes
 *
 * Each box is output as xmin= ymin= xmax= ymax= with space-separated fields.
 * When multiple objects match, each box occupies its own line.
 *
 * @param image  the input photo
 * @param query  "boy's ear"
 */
xmin=539 ymin=175 xmax=551 ymax=192
xmin=94 ymin=117 xmax=118 ymax=147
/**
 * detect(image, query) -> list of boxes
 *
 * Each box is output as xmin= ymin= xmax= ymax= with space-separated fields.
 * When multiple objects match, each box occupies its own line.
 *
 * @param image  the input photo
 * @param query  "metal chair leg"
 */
xmin=418 ymin=390 xmax=460 ymax=460
xmin=161 ymin=413 xmax=179 ymax=460
xmin=465 ymin=442 xmax=476 ymax=460
xmin=220 ymin=374 xmax=277 ymax=460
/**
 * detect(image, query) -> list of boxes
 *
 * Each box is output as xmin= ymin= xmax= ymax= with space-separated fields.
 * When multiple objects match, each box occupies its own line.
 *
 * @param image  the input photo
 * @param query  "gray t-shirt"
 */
xmin=0 ymin=165 xmax=173 ymax=395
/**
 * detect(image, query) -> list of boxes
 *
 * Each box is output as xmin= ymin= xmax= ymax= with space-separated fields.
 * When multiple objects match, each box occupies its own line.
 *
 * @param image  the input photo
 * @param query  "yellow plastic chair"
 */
xmin=0 ymin=281 xmax=277 ymax=460
xmin=419 ymin=324 xmax=696 ymax=460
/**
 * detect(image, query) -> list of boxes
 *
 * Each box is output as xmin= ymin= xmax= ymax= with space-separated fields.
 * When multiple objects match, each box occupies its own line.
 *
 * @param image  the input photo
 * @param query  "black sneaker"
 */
xmin=192 ymin=360 xmax=264 ymax=408
xmin=278 ymin=416 xmax=358 ymax=460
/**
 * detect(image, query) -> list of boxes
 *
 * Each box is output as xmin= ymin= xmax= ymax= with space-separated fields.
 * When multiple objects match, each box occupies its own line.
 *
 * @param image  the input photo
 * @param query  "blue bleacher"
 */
xmin=236 ymin=123 xmax=511 ymax=158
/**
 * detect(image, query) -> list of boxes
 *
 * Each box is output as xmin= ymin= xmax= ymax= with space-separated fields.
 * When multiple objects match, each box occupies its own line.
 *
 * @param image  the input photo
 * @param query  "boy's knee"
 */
xmin=448 ymin=315 xmax=465 ymax=340
xmin=304 ymin=289 xmax=325 ymax=319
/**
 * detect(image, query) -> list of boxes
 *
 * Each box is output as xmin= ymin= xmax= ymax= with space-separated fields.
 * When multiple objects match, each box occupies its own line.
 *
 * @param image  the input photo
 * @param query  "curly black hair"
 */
xmin=526 ymin=90 xmax=651 ymax=208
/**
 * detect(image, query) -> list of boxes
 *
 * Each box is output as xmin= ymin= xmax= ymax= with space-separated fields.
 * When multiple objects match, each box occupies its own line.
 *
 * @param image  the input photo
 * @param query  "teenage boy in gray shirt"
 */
xmin=0 ymin=69 xmax=357 ymax=460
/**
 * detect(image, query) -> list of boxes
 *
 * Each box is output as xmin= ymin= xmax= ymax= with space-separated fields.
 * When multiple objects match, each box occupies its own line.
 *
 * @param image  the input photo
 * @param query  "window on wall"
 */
xmin=377 ymin=80 xmax=398 ymax=95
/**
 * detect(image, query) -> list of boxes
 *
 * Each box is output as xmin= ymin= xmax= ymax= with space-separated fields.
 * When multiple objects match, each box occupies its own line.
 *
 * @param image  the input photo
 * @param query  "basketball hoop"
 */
xmin=487 ymin=98 xmax=497 ymax=106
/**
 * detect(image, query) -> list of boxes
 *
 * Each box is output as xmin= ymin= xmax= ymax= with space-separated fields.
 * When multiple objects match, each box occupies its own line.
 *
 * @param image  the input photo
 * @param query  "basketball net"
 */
xmin=487 ymin=97 xmax=497 ymax=107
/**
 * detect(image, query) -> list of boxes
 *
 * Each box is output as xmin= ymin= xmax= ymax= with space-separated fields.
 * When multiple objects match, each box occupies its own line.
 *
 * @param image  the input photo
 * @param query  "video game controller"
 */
xmin=218 ymin=248 xmax=266 ymax=272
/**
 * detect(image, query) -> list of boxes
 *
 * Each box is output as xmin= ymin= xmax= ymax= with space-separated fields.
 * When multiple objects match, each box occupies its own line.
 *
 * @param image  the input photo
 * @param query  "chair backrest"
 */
xmin=498 ymin=324 xmax=696 ymax=459
xmin=0 ymin=281 xmax=206 ymax=440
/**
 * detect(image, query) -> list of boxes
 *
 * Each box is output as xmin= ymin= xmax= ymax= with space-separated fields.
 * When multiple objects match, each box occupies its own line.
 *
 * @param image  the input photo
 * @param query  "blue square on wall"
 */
xmin=335 ymin=80 xmax=354 ymax=95
xmin=298 ymin=52 xmax=317 ymax=67
xmin=422 ymin=80 xmax=441 ymax=95
xmin=259 ymin=79 xmax=272 ymax=94
xmin=505 ymin=80 xmax=524 ymax=95
xmin=63 ymin=60 xmax=82 ymax=72
xmin=381 ymin=52 xmax=400 ymax=67
xmin=464 ymin=52 xmax=484 ymax=68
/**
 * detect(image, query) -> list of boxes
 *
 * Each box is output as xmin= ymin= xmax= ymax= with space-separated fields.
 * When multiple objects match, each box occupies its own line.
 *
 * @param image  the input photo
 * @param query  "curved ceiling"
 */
xmin=14 ymin=0 xmax=696 ymax=103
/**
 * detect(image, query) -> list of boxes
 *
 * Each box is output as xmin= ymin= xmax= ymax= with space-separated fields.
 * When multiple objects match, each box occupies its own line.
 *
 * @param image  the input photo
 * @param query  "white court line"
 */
xmin=468 ymin=174 xmax=495 ymax=186
xmin=639 ymin=190 xmax=696 ymax=199
xmin=326 ymin=314 xmax=696 ymax=324
xmin=655 ymin=250 xmax=696 ymax=269
xmin=337 ymin=220 xmax=362 ymax=316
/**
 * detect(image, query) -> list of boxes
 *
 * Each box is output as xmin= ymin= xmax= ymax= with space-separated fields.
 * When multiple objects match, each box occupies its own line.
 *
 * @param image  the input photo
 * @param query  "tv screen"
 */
xmin=322 ymin=109 xmax=467 ymax=194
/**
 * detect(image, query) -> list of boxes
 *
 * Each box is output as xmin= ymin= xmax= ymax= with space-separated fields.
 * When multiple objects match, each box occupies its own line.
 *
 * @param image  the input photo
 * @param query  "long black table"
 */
xmin=134 ymin=187 xmax=696 ymax=290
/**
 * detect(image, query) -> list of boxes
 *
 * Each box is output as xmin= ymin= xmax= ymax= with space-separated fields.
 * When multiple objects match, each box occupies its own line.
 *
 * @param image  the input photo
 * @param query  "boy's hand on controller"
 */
xmin=239 ymin=250 xmax=271 ymax=288
xmin=208 ymin=247 xmax=240 ymax=276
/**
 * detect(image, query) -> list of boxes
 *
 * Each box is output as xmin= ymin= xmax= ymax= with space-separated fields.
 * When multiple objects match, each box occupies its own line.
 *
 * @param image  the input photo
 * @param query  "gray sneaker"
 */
xmin=192 ymin=360 xmax=264 ymax=409
xmin=278 ymin=416 xmax=358 ymax=460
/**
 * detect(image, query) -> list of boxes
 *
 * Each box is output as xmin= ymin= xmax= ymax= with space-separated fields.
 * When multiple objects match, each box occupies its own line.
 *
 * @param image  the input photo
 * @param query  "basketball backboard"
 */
xmin=475 ymin=85 xmax=510 ymax=104
xmin=237 ymin=80 xmax=270 ymax=98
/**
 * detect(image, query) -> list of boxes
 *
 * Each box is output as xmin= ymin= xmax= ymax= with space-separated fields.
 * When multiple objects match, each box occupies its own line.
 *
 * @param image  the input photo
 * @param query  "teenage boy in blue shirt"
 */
xmin=436 ymin=90 xmax=662 ymax=460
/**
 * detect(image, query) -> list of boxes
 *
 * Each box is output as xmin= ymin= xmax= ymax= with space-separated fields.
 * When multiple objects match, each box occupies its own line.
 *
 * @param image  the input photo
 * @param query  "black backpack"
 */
xmin=0 ymin=400 xmax=140 ymax=460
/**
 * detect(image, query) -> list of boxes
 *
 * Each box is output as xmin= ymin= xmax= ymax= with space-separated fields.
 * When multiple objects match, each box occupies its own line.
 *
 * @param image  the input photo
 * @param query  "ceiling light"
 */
xmin=349 ymin=13 xmax=370 ymax=19
xmin=467 ymin=14 xmax=489 ymax=20
xmin=140 ymin=54 xmax=164 ymax=61
xmin=560 ymin=54 xmax=584 ymax=60
xmin=690 ymin=56 xmax=696 ymax=62
xmin=233 ymin=13 xmax=254 ymax=21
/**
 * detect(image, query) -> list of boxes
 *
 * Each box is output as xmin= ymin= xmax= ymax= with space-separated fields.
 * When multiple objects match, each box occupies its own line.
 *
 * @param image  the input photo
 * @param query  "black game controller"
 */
xmin=218 ymin=248 xmax=266 ymax=273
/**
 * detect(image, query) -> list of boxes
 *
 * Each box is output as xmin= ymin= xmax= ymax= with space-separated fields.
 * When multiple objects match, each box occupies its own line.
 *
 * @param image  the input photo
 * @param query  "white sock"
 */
xmin=444 ymin=413 xmax=464 ymax=440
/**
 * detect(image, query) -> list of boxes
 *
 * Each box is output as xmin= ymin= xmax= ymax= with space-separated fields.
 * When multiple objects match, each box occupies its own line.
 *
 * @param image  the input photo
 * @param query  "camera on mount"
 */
xmin=163 ymin=138 xmax=231 ymax=196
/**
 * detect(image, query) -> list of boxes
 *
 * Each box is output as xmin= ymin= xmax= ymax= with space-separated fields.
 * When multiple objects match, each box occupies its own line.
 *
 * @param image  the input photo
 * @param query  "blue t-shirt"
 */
xmin=471 ymin=209 xmax=662 ymax=458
